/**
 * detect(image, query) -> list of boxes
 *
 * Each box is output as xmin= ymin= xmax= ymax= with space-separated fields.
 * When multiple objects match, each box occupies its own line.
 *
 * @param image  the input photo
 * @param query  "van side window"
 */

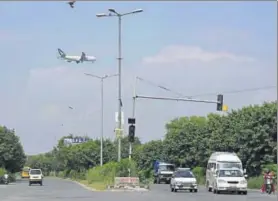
xmin=216 ymin=164 xmax=220 ymax=170
xmin=207 ymin=163 xmax=211 ymax=169
xmin=207 ymin=163 xmax=216 ymax=170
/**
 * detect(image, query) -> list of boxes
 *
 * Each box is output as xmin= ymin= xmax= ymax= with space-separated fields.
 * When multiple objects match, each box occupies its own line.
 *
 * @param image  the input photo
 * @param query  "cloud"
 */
xmin=142 ymin=45 xmax=256 ymax=65
xmin=5 ymin=44 xmax=275 ymax=155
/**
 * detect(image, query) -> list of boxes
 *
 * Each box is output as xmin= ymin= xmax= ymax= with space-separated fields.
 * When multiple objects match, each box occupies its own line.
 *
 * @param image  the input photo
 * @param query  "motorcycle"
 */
xmin=0 ymin=176 xmax=9 ymax=185
xmin=262 ymin=175 xmax=275 ymax=194
xmin=3 ymin=178 xmax=9 ymax=185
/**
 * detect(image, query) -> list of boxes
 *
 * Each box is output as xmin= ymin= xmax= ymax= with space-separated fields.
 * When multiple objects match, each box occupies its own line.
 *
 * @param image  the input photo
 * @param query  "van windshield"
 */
xmin=219 ymin=170 xmax=243 ymax=177
xmin=159 ymin=165 xmax=175 ymax=171
xmin=219 ymin=163 xmax=242 ymax=169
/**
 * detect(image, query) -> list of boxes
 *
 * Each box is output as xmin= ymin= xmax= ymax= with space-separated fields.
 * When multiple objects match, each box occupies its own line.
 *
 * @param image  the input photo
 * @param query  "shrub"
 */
xmin=192 ymin=167 xmax=205 ymax=185
xmin=262 ymin=164 xmax=277 ymax=175
xmin=0 ymin=168 xmax=6 ymax=177
xmin=248 ymin=176 xmax=263 ymax=189
xmin=86 ymin=159 xmax=138 ymax=186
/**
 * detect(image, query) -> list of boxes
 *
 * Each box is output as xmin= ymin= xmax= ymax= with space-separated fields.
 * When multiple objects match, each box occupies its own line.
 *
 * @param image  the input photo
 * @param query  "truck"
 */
xmin=154 ymin=160 xmax=175 ymax=184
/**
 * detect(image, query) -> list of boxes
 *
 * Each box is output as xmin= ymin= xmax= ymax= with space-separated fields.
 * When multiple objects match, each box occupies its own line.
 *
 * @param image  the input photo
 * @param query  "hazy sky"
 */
xmin=0 ymin=1 xmax=276 ymax=154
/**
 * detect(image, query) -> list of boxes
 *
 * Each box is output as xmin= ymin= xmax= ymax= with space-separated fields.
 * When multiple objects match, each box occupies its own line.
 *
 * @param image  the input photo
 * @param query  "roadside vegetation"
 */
xmin=24 ymin=101 xmax=276 ymax=190
xmin=0 ymin=126 xmax=26 ymax=182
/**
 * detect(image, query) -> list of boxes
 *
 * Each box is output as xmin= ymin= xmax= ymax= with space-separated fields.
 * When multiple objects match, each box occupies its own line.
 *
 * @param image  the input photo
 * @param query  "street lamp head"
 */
xmin=96 ymin=13 xmax=108 ymax=17
xmin=108 ymin=8 xmax=116 ymax=13
xmin=132 ymin=9 xmax=143 ymax=14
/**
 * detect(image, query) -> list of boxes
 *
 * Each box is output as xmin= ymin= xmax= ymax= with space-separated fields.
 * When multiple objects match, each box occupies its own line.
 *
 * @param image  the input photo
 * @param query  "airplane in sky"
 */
xmin=57 ymin=48 xmax=96 ymax=64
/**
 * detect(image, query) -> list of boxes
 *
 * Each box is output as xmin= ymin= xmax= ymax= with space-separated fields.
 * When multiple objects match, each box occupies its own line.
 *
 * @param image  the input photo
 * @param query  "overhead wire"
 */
xmin=136 ymin=76 xmax=276 ymax=99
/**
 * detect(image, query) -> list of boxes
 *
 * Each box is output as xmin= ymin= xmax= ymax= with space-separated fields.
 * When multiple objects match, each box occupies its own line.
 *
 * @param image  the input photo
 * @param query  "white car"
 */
xmin=212 ymin=168 xmax=248 ymax=195
xmin=29 ymin=169 xmax=43 ymax=186
xmin=170 ymin=170 xmax=198 ymax=192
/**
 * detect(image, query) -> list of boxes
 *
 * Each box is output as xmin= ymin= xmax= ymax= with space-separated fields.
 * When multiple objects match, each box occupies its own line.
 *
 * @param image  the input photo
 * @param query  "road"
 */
xmin=0 ymin=178 xmax=276 ymax=201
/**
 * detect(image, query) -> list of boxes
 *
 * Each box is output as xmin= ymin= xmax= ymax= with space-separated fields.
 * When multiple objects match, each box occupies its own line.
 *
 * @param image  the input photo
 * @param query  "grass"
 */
xmin=77 ymin=179 xmax=107 ymax=191
xmin=247 ymin=176 xmax=264 ymax=189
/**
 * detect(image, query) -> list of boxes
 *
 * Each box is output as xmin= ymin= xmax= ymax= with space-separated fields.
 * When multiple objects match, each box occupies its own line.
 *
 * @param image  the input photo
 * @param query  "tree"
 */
xmin=0 ymin=126 xmax=26 ymax=173
xmin=25 ymin=101 xmax=277 ymax=178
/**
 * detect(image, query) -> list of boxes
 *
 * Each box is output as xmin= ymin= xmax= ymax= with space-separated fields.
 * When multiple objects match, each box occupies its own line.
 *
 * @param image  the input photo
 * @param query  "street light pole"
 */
xmin=100 ymin=78 xmax=104 ymax=166
xmin=84 ymin=73 xmax=118 ymax=166
xmin=96 ymin=8 xmax=143 ymax=162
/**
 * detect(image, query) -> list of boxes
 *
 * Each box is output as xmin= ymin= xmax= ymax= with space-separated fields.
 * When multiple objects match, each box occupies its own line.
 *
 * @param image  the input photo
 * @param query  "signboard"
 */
xmin=114 ymin=177 xmax=140 ymax=187
xmin=114 ymin=128 xmax=124 ymax=139
xmin=115 ymin=112 xmax=124 ymax=125
xmin=63 ymin=137 xmax=88 ymax=145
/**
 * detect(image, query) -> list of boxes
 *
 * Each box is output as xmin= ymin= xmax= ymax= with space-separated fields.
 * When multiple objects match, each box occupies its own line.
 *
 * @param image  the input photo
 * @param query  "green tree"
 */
xmin=0 ymin=126 xmax=26 ymax=173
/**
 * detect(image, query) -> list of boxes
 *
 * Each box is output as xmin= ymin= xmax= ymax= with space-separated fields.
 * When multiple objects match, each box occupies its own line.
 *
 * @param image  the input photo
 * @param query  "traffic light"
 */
xmin=217 ymin=94 xmax=223 ymax=111
xmin=128 ymin=124 xmax=135 ymax=143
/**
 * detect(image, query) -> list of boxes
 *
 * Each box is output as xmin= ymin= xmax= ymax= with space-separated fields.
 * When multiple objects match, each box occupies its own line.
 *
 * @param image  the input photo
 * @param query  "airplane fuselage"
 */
xmin=64 ymin=55 xmax=96 ymax=63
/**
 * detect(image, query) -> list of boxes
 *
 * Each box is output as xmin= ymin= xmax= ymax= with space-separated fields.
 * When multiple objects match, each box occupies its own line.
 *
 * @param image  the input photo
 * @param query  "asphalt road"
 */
xmin=0 ymin=178 xmax=276 ymax=201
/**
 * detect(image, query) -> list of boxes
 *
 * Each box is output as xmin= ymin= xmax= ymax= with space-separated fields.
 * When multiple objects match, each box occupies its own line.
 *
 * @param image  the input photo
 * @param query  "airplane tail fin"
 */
xmin=80 ymin=52 xmax=86 ymax=62
xmin=58 ymin=48 xmax=66 ymax=58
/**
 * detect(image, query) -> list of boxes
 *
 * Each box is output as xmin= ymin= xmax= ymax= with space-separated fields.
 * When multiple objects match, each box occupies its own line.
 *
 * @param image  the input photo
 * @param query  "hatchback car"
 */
xmin=170 ymin=170 xmax=198 ymax=192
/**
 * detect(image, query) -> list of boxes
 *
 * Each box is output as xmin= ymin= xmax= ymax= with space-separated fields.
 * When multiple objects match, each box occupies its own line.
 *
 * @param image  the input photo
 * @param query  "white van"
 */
xmin=206 ymin=152 xmax=246 ymax=192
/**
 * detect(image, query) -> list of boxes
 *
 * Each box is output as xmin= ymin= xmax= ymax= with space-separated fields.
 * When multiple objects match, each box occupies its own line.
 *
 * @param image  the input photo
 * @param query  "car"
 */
xmin=212 ymin=168 xmax=248 ymax=195
xmin=29 ymin=169 xmax=43 ymax=186
xmin=170 ymin=169 xmax=198 ymax=192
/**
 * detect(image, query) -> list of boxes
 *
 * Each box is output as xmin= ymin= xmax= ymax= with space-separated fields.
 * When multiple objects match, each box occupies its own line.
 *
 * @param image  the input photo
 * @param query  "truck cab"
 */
xmin=154 ymin=161 xmax=175 ymax=184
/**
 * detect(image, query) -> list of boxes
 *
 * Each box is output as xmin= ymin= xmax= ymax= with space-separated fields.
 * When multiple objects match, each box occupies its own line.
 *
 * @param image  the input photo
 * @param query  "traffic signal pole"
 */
xmin=135 ymin=95 xmax=219 ymax=104
xmin=129 ymin=77 xmax=138 ymax=161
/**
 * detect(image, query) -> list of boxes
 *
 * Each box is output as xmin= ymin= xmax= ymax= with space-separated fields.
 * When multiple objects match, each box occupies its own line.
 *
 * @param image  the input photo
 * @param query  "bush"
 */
xmin=86 ymin=159 xmax=138 ymax=186
xmin=262 ymin=164 xmax=277 ymax=175
xmin=0 ymin=168 xmax=6 ymax=177
xmin=57 ymin=171 xmax=66 ymax=178
xmin=192 ymin=167 xmax=205 ymax=185
xmin=248 ymin=176 xmax=263 ymax=189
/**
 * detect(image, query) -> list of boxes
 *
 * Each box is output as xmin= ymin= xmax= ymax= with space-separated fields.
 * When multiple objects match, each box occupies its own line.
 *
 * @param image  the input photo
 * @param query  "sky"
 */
xmin=0 ymin=1 xmax=276 ymax=154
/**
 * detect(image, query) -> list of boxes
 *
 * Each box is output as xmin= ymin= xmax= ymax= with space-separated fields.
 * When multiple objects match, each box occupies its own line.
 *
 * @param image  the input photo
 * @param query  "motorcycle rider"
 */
xmin=261 ymin=169 xmax=275 ymax=193
xmin=3 ymin=173 xmax=8 ymax=183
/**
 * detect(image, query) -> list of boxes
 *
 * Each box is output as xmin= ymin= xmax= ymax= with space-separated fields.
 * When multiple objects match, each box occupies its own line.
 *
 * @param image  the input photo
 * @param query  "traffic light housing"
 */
xmin=128 ymin=124 xmax=135 ymax=143
xmin=217 ymin=94 xmax=223 ymax=111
